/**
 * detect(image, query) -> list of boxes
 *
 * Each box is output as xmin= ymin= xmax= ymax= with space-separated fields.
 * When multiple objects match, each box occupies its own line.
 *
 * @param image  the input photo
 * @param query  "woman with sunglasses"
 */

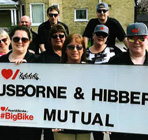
xmin=108 ymin=23 xmax=148 ymax=140
xmin=87 ymin=24 xmax=121 ymax=140
xmin=41 ymin=24 xmax=67 ymax=140
xmin=109 ymin=22 xmax=148 ymax=65
xmin=0 ymin=26 xmax=42 ymax=140
xmin=86 ymin=25 xmax=122 ymax=64
xmin=52 ymin=34 xmax=91 ymax=140
xmin=39 ymin=24 xmax=67 ymax=63
xmin=61 ymin=33 xmax=86 ymax=63
xmin=0 ymin=29 xmax=10 ymax=56
xmin=0 ymin=26 xmax=39 ymax=64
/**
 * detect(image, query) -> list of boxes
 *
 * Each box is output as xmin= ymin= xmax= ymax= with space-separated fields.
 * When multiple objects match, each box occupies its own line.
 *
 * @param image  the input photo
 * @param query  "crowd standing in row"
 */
xmin=0 ymin=2 xmax=148 ymax=140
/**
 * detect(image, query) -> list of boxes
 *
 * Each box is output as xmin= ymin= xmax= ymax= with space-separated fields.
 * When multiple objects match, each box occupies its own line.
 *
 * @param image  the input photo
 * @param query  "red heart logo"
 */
xmin=1 ymin=69 xmax=13 ymax=79
xmin=1 ymin=107 xmax=5 ymax=111
xmin=132 ymin=28 xmax=140 ymax=33
xmin=100 ymin=27 xmax=105 ymax=30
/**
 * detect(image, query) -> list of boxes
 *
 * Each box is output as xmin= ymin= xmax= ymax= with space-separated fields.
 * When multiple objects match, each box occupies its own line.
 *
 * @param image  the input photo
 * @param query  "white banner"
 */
xmin=0 ymin=63 xmax=148 ymax=134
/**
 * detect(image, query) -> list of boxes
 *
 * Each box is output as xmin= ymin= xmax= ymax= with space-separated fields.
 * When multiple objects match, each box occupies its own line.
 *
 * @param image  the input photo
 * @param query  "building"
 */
xmin=62 ymin=0 xmax=134 ymax=34
xmin=18 ymin=0 xmax=49 ymax=31
xmin=0 ymin=0 xmax=19 ymax=29
xmin=0 ymin=0 xmax=134 ymax=34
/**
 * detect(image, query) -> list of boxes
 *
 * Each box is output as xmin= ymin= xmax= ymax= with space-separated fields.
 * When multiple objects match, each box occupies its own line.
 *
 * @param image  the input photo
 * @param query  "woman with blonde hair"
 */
xmin=0 ymin=29 xmax=10 ymax=56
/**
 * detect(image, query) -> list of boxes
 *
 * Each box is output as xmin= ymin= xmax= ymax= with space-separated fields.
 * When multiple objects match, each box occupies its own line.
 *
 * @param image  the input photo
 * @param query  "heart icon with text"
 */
xmin=1 ymin=107 xmax=8 ymax=112
xmin=1 ymin=69 xmax=20 ymax=80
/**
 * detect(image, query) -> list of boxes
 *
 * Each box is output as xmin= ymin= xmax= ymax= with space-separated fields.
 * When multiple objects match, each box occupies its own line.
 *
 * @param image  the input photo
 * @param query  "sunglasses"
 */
xmin=97 ymin=9 xmax=108 ymax=13
xmin=95 ymin=32 xmax=108 ymax=38
xmin=0 ymin=38 xmax=7 ymax=44
xmin=12 ymin=37 xmax=29 ymax=43
xmin=51 ymin=34 xmax=65 ymax=39
xmin=127 ymin=36 xmax=147 ymax=43
xmin=67 ymin=45 xmax=83 ymax=51
xmin=48 ymin=13 xmax=58 ymax=17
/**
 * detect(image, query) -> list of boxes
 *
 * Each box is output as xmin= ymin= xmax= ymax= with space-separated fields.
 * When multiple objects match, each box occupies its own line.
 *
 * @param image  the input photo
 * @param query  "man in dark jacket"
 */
xmin=83 ymin=2 xmax=127 ymax=48
xmin=38 ymin=5 xmax=69 ymax=53
xmin=19 ymin=15 xmax=40 ymax=54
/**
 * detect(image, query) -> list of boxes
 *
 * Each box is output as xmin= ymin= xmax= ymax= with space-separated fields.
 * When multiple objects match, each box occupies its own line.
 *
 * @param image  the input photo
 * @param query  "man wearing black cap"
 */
xmin=83 ymin=2 xmax=127 ymax=48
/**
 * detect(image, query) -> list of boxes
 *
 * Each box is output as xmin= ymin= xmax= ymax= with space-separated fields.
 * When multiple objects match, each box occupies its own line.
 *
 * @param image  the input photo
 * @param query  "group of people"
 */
xmin=0 ymin=1 xmax=148 ymax=140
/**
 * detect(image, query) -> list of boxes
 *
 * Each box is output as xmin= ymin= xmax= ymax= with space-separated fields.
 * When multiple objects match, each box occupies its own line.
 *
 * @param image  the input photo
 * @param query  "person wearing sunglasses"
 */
xmin=38 ymin=5 xmax=69 ymax=53
xmin=39 ymin=24 xmax=67 ymax=63
xmin=19 ymin=15 xmax=40 ymax=54
xmin=108 ymin=23 xmax=148 ymax=140
xmin=38 ymin=25 xmax=67 ymax=140
xmin=87 ymin=24 xmax=121 ymax=140
xmin=0 ymin=26 xmax=42 ymax=140
xmin=0 ymin=26 xmax=40 ymax=64
xmin=86 ymin=25 xmax=122 ymax=64
xmin=0 ymin=29 xmax=10 ymax=56
xmin=61 ymin=33 xmax=86 ymax=63
xmin=109 ymin=22 xmax=148 ymax=65
xmin=83 ymin=2 xmax=127 ymax=48
xmin=52 ymin=34 xmax=91 ymax=140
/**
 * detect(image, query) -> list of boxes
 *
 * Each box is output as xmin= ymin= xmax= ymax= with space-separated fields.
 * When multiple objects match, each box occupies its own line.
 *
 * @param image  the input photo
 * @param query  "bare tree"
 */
xmin=137 ymin=0 xmax=148 ymax=13
xmin=135 ymin=0 xmax=138 ymax=6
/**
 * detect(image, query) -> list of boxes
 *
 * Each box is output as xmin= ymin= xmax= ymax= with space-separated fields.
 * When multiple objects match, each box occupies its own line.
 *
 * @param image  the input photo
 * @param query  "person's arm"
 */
xmin=38 ymin=24 xmax=46 ymax=52
xmin=28 ymin=49 xmax=35 ymax=54
xmin=112 ymin=18 xmax=128 ymax=49
xmin=65 ymin=25 xmax=69 ymax=35
xmin=123 ymin=38 xmax=128 ymax=48
xmin=83 ymin=36 xmax=89 ymax=48
xmin=10 ymin=59 xmax=27 ymax=64
xmin=39 ymin=44 xmax=46 ymax=52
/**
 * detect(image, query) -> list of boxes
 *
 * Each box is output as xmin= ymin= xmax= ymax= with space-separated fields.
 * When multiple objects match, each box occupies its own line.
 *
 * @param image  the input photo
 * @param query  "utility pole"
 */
xmin=134 ymin=0 xmax=138 ymax=22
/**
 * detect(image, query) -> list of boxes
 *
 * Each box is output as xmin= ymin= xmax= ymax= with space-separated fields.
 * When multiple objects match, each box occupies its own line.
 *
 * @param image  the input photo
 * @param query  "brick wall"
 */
xmin=19 ymin=0 xmax=134 ymax=35
xmin=103 ymin=0 xmax=134 ymax=30
xmin=62 ymin=0 xmax=98 ymax=34
xmin=20 ymin=0 xmax=49 ymax=32
xmin=62 ymin=0 xmax=134 ymax=35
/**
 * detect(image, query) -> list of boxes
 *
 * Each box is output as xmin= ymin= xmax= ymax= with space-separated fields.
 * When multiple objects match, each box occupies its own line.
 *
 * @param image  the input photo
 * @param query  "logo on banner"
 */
xmin=1 ymin=106 xmax=8 ymax=111
xmin=0 ymin=106 xmax=34 ymax=121
xmin=1 ymin=69 xmax=39 ymax=80
xmin=1 ymin=69 xmax=20 ymax=80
